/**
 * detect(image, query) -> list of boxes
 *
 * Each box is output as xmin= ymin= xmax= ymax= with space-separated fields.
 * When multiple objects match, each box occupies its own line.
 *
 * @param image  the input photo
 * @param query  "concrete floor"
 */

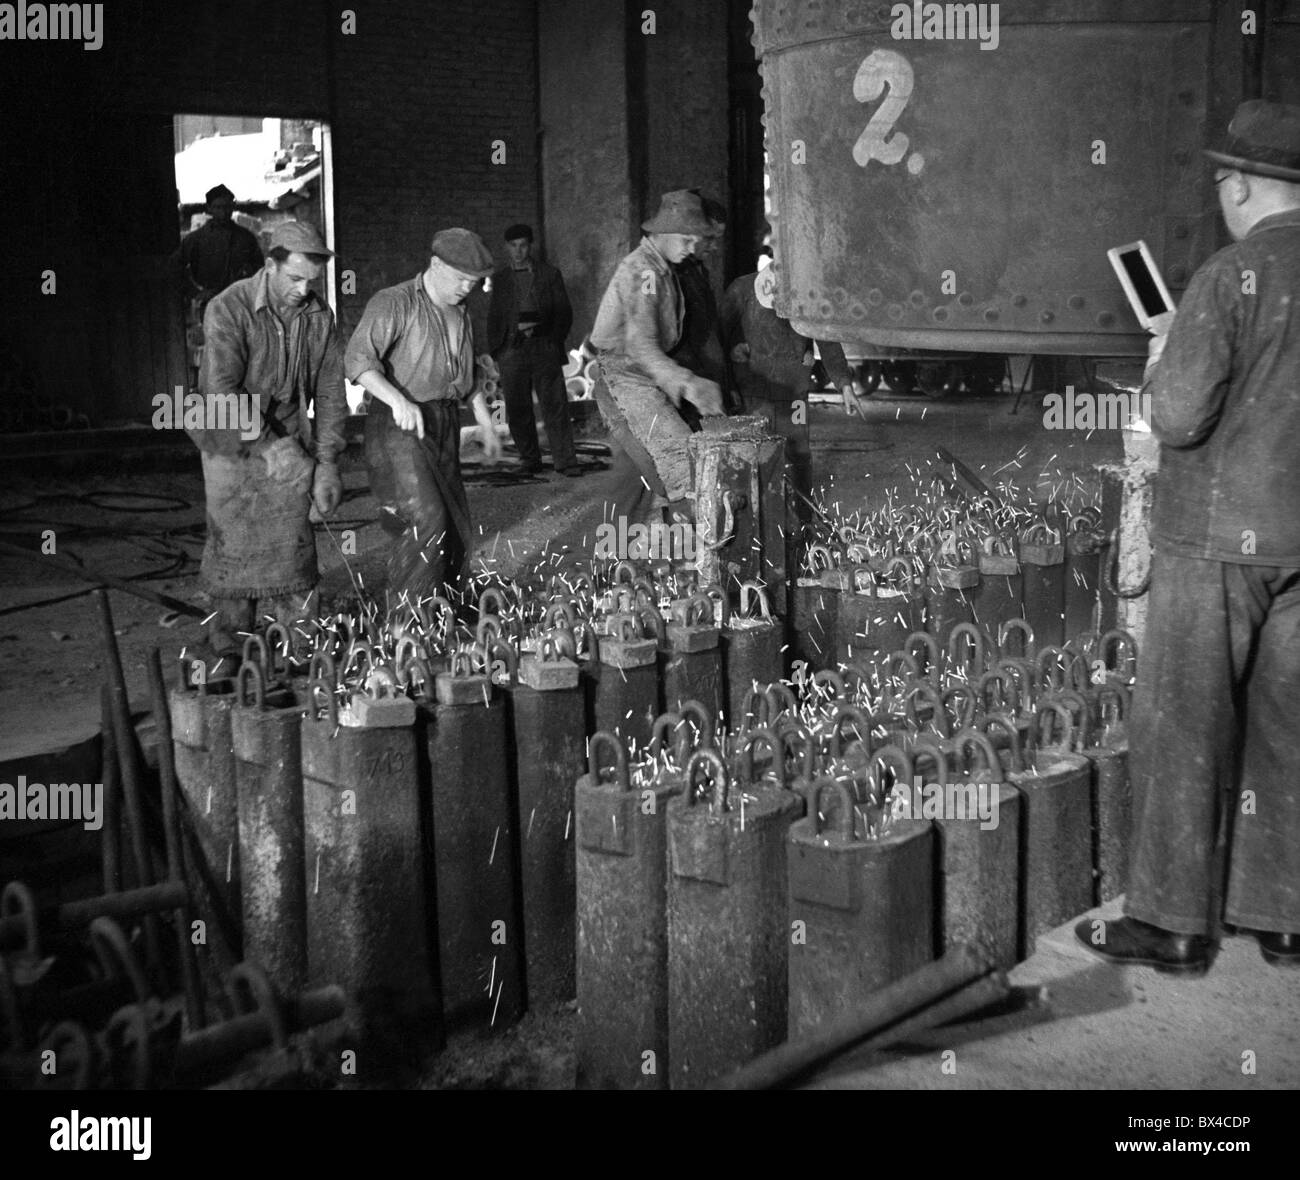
xmin=2 ymin=383 xmax=1295 ymax=1090
xmin=806 ymin=900 xmax=1300 ymax=1090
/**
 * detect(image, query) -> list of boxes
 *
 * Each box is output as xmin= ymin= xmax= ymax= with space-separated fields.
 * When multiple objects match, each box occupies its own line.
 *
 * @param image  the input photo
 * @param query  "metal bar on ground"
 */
xmin=709 ymin=944 xmax=1002 ymax=1090
xmin=147 ymin=646 xmax=207 ymax=1030
xmin=95 ymin=589 xmax=164 ymax=977
xmin=934 ymin=445 xmax=992 ymax=498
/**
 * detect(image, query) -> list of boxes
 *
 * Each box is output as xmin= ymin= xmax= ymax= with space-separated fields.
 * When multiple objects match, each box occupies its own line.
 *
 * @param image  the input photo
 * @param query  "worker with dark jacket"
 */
xmin=345 ymin=228 xmax=501 ymax=602
xmin=720 ymin=261 xmax=864 ymax=501
xmin=486 ymin=223 xmax=579 ymax=476
xmin=189 ymin=220 xmax=345 ymax=663
xmin=1076 ymin=101 xmax=1300 ymax=974
xmin=174 ymin=183 xmax=264 ymax=378
xmin=670 ymin=196 xmax=730 ymax=416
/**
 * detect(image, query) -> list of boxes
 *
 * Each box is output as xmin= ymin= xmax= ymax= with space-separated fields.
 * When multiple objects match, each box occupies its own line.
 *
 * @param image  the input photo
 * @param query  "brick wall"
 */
xmin=0 ymin=0 xmax=539 ymax=417
xmin=330 ymin=0 xmax=539 ymax=341
xmin=538 ymin=0 xmax=635 ymax=344
xmin=538 ymin=0 xmax=733 ymax=344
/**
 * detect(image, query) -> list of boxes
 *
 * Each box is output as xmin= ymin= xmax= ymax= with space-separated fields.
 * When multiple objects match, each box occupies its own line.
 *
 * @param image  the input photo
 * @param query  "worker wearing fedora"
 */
xmin=590 ymin=190 xmax=726 ymax=514
xmin=1076 ymin=101 xmax=1300 ymax=975
xmin=345 ymin=228 xmax=502 ymax=600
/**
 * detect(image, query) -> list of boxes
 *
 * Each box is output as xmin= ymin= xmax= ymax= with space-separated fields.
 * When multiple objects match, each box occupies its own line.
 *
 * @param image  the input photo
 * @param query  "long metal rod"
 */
xmin=94 ymin=589 xmax=164 ymax=977
xmin=710 ymin=944 xmax=1000 ymax=1090
xmin=174 ymin=985 xmax=347 ymax=1076
xmin=147 ymin=646 xmax=207 ymax=1030
xmin=0 ymin=881 xmax=187 ymax=950
xmin=0 ymin=539 xmax=208 ymax=618
xmin=788 ymin=973 xmax=1012 ymax=1090
xmin=934 ymin=445 xmax=992 ymax=498
xmin=99 ymin=685 xmax=122 ymax=893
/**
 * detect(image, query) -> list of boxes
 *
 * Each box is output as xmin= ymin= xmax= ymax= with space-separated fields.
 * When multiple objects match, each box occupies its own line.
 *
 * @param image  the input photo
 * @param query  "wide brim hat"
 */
xmin=1203 ymin=99 xmax=1300 ymax=182
xmin=642 ymin=189 xmax=714 ymax=236
xmin=430 ymin=228 xmax=495 ymax=278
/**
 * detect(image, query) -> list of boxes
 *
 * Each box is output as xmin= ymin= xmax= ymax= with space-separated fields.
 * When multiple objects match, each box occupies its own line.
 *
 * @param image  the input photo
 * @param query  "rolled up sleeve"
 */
xmin=1147 ymin=266 xmax=1236 ymax=449
xmin=343 ymin=290 xmax=398 ymax=383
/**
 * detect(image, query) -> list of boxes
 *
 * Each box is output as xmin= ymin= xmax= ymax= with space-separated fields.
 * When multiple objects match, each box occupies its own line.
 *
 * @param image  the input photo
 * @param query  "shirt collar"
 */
xmin=641 ymin=236 xmax=671 ymax=270
xmin=1247 ymin=208 xmax=1300 ymax=237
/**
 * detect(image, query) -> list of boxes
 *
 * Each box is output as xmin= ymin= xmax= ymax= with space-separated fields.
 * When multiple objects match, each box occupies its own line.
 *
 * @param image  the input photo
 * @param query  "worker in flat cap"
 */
xmin=345 ymin=227 xmax=501 ymax=601
xmin=174 ymin=183 xmax=264 ymax=378
xmin=189 ymin=220 xmax=347 ymax=666
xmin=1076 ymin=100 xmax=1300 ymax=976
xmin=486 ymin=223 xmax=579 ymax=476
xmin=590 ymin=190 xmax=726 ymax=522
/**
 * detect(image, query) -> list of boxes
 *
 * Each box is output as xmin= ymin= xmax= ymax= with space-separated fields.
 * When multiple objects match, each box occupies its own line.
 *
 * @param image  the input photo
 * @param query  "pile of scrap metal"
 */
xmin=0 ymin=590 xmax=344 ymax=1092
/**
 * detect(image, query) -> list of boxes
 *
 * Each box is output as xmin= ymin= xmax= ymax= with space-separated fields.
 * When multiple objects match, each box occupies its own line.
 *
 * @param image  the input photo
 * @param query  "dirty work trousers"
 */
xmin=498 ymin=336 xmax=577 ymax=470
xmin=1126 ymin=551 xmax=1300 ymax=936
xmin=598 ymin=357 xmax=693 ymax=502
xmin=364 ymin=397 xmax=472 ymax=604
xmin=592 ymin=367 xmax=665 ymax=528
xmin=199 ymin=448 xmax=317 ymax=653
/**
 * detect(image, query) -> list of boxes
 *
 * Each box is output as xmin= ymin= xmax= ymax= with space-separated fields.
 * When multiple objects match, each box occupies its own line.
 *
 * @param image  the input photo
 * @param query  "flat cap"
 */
xmin=205 ymin=183 xmax=235 ymax=202
xmin=268 ymin=220 xmax=334 ymax=257
xmin=503 ymin=223 xmax=533 ymax=242
xmin=431 ymin=228 xmax=494 ymax=277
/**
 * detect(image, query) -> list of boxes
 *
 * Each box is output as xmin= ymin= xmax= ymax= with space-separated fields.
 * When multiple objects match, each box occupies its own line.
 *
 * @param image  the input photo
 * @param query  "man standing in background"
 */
xmin=721 ymin=257 xmax=864 ymax=500
xmin=175 ymin=183 xmax=264 ymax=381
xmin=670 ymin=196 xmax=731 ymax=422
xmin=487 ymin=223 xmax=579 ymax=477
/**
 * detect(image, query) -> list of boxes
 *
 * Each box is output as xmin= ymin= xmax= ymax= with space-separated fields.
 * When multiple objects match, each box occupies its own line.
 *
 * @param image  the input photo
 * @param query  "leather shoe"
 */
xmin=519 ymin=459 xmax=544 ymax=476
xmin=556 ymin=464 xmax=584 ymax=478
xmin=1256 ymin=931 xmax=1300 ymax=967
xmin=1073 ymin=916 xmax=1212 ymax=976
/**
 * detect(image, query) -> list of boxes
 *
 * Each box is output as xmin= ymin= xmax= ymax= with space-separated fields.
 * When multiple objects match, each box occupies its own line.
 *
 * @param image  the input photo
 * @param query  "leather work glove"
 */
xmin=680 ymin=375 xmax=725 ymax=417
xmin=312 ymin=462 xmax=343 ymax=516
xmin=262 ymin=436 xmax=315 ymax=485
xmin=730 ymin=342 xmax=751 ymax=365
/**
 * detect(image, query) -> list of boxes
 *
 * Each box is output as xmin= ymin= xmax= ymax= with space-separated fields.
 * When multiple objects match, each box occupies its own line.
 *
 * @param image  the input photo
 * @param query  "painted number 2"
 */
xmin=852 ymin=48 xmax=917 ymax=170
